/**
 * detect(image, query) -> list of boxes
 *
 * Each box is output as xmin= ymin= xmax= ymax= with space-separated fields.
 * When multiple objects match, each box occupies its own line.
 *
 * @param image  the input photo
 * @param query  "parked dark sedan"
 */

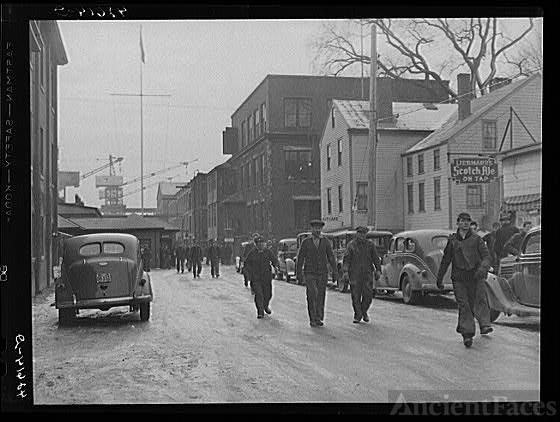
xmin=486 ymin=225 xmax=540 ymax=322
xmin=54 ymin=233 xmax=154 ymax=324
xmin=377 ymin=229 xmax=454 ymax=304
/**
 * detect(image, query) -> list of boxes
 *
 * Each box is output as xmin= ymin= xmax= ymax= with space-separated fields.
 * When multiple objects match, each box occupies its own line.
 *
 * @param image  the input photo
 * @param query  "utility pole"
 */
xmin=360 ymin=19 xmax=364 ymax=99
xmin=368 ymin=23 xmax=377 ymax=227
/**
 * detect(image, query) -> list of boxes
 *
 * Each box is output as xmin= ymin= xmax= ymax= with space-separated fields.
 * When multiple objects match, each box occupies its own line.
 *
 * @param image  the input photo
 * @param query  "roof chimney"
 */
xmin=457 ymin=73 xmax=472 ymax=120
xmin=377 ymin=78 xmax=394 ymax=123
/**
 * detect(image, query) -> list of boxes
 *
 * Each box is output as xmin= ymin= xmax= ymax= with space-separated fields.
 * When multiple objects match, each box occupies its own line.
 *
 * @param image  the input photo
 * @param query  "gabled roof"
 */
xmin=157 ymin=181 xmax=188 ymax=198
xmin=405 ymin=73 xmax=542 ymax=154
xmin=57 ymin=215 xmax=85 ymax=230
xmin=58 ymin=202 xmax=102 ymax=217
xmin=333 ymin=100 xmax=457 ymax=132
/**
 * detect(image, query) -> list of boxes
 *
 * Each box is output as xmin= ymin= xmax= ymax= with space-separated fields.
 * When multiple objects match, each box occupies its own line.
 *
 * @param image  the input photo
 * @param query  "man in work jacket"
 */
xmin=436 ymin=212 xmax=493 ymax=348
xmin=296 ymin=219 xmax=338 ymax=327
xmin=342 ymin=226 xmax=382 ymax=324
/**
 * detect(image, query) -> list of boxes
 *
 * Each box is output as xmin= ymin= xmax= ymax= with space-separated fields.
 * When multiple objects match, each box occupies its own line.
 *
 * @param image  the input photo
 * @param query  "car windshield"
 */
xmin=432 ymin=236 xmax=449 ymax=250
xmin=103 ymin=242 xmax=125 ymax=254
xmin=524 ymin=232 xmax=541 ymax=254
xmin=79 ymin=243 xmax=101 ymax=256
xmin=287 ymin=243 xmax=298 ymax=253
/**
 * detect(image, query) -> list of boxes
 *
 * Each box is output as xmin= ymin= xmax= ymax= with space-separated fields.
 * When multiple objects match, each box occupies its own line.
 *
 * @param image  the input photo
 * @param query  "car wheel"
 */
xmin=401 ymin=275 xmax=420 ymax=305
xmin=139 ymin=303 xmax=151 ymax=321
xmin=58 ymin=308 xmax=75 ymax=325
xmin=490 ymin=309 xmax=500 ymax=323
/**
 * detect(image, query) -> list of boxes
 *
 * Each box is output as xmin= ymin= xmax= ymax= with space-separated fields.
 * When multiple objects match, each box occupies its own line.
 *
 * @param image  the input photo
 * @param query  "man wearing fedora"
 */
xmin=342 ymin=226 xmax=382 ymax=324
xmin=296 ymin=219 xmax=338 ymax=327
xmin=436 ymin=212 xmax=493 ymax=348
xmin=494 ymin=212 xmax=520 ymax=272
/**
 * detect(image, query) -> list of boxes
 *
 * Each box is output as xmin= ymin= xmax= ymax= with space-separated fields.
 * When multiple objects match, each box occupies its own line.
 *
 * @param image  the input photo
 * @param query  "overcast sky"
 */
xmin=57 ymin=18 xmax=541 ymax=209
xmin=58 ymin=20 xmax=326 ymax=208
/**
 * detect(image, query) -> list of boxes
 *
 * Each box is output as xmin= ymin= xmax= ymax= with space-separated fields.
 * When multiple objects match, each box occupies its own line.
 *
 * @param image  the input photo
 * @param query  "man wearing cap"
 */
xmin=436 ymin=212 xmax=493 ymax=348
xmin=494 ymin=214 xmax=520 ymax=270
xmin=244 ymin=235 xmax=280 ymax=319
xmin=242 ymin=233 xmax=260 ymax=293
xmin=208 ymin=239 xmax=221 ymax=278
xmin=296 ymin=219 xmax=338 ymax=327
xmin=342 ymin=226 xmax=382 ymax=323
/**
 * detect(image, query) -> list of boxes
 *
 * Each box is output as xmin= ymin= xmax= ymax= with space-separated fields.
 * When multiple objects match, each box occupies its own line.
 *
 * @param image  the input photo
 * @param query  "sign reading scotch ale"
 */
xmin=451 ymin=157 xmax=498 ymax=184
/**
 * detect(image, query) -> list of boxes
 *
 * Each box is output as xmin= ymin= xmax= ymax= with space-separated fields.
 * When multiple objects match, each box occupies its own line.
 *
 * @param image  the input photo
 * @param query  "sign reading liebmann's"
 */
xmin=451 ymin=157 xmax=498 ymax=184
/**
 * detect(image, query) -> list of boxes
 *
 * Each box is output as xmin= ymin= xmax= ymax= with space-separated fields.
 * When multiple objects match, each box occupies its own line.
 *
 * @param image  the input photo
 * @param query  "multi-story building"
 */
xmin=206 ymin=161 xmax=237 ymax=241
xmin=320 ymin=99 xmax=456 ymax=234
xmin=402 ymin=73 xmax=542 ymax=230
xmin=221 ymin=75 xmax=450 ymax=242
xmin=187 ymin=172 xmax=207 ymax=243
xmin=156 ymin=180 xmax=187 ymax=222
xmin=30 ymin=21 xmax=68 ymax=295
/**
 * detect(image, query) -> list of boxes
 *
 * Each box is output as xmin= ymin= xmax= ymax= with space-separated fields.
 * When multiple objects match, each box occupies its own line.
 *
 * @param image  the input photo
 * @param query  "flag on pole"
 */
xmin=140 ymin=25 xmax=146 ymax=63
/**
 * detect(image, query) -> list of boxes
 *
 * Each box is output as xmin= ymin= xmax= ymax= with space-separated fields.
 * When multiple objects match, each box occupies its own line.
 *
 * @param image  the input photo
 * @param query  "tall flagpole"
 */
xmin=140 ymin=25 xmax=144 ymax=216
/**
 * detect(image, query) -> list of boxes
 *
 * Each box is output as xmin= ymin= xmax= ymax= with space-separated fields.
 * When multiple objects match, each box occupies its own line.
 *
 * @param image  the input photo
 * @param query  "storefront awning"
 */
xmin=502 ymin=193 xmax=541 ymax=212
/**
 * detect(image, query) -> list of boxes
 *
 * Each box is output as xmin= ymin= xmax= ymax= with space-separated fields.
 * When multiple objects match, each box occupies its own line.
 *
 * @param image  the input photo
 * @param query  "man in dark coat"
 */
xmin=190 ymin=241 xmax=203 ymax=278
xmin=504 ymin=221 xmax=533 ymax=256
xmin=342 ymin=226 xmax=382 ymax=324
xmin=494 ymin=214 xmax=520 ymax=272
xmin=208 ymin=239 xmax=221 ymax=278
xmin=242 ymin=234 xmax=259 ymax=292
xmin=436 ymin=212 xmax=493 ymax=348
xmin=482 ymin=222 xmax=501 ymax=269
xmin=141 ymin=246 xmax=152 ymax=272
xmin=244 ymin=235 xmax=279 ymax=319
xmin=184 ymin=244 xmax=191 ymax=271
xmin=296 ymin=219 xmax=338 ymax=327
xmin=175 ymin=243 xmax=186 ymax=273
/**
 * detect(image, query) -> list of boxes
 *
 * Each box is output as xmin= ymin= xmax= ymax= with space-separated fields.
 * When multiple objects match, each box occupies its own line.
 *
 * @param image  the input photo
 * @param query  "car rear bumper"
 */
xmin=420 ymin=283 xmax=453 ymax=293
xmin=56 ymin=295 xmax=152 ymax=310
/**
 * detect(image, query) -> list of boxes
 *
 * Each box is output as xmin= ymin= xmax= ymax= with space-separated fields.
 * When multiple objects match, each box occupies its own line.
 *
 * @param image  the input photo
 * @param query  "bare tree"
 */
xmin=504 ymin=24 xmax=542 ymax=77
xmin=311 ymin=18 xmax=535 ymax=98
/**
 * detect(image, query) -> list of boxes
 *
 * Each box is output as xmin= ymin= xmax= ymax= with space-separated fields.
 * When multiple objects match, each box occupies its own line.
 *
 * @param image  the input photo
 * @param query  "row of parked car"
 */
xmin=52 ymin=225 xmax=539 ymax=325
xmin=238 ymin=225 xmax=541 ymax=323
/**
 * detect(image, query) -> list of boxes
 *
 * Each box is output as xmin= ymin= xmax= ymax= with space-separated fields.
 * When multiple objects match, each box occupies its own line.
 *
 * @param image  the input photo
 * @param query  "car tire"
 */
xmin=401 ymin=275 xmax=420 ymax=305
xmin=139 ymin=303 xmax=151 ymax=321
xmin=490 ymin=309 xmax=500 ymax=323
xmin=58 ymin=308 xmax=75 ymax=325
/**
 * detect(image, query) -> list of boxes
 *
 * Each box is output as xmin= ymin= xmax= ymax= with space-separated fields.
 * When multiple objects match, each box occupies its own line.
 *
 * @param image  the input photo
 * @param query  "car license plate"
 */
xmin=96 ymin=272 xmax=112 ymax=283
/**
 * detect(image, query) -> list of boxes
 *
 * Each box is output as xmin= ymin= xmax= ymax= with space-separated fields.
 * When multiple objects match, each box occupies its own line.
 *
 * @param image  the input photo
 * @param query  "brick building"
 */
xmin=221 ymin=75 xmax=450 ymax=242
xmin=30 ymin=21 xmax=68 ymax=295
xmin=207 ymin=161 xmax=237 ymax=241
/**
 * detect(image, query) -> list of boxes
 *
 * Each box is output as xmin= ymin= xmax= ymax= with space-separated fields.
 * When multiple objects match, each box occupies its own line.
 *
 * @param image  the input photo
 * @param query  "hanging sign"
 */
xmin=451 ymin=157 xmax=498 ymax=184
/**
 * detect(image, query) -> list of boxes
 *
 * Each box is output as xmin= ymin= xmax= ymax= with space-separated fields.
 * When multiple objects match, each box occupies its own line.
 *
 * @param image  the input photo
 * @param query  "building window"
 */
xmin=285 ymin=149 xmax=312 ymax=180
xmin=406 ymin=156 xmax=413 ymax=177
xmin=356 ymin=182 xmax=368 ymax=211
xmin=260 ymin=155 xmax=265 ymax=185
xmin=284 ymin=97 xmax=312 ymax=128
xmin=254 ymin=109 xmax=259 ymax=139
xmin=244 ymin=164 xmax=250 ymax=189
xmin=433 ymin=148 xmax=440 ymax=171
xmin=248 ymin=116 xmax=253 ymax=143
xmin=260 ymin=103 xmax=266 ymax=134
xmin=407 ymin=183 xmax=414 ymax=214
xmin=434 ymin=178 xmax=441 ymax=210
xmin=39 ymin=45 xmax=45 ymax=88
xmin=482 ymin=120 xmax=497 ymax=149
xmin=418 ymin=153 xmax=424 ymax=175
xmin=40 ymin=127 xmax=44 ymax=176
xmin=254 ymin=157 xmax=259 ymax=186
xmin=338 ymin=185 xmax=343 ymax=213
xmin=418 ymin=182 xmax=425 ymax=212
xmin=51 ymin=66 xmax=56 ymax=109
xmin=466 ymin=185 xmax=483 ymax=208
xmin=337 ymin=139 xmax=342 ymax=166
xmin=260 ymin=202 xmax=265 ymax=231
xmin=241 ymin=121 xmax=246 ymax=148
xmin=326 ymin=144 xmax=331 ymax=171
xmin=327 ymin=188 xmax=332 ymax=214
xmin=331 ymin=108 xmax=335 ymax=128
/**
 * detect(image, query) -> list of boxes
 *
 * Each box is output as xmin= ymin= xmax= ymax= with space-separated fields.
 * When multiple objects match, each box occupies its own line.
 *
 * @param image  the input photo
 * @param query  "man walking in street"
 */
xmin=242 ymin=233 xmax=260 ymax=293
xmin=296 ymin=219 xmax=338 ymax=327
xmin=141 ymin=246 xmax=151 ymax=273
xmin=504 ymin=221 xmax=533 ymax=256
xmin=190 ymin=241 xmax=203 ymax=278
xmin=208 ymin=239 xmax=221 ymax=278
xmin=244 ymin=235 xmax=279 ymax=319
xmin=342 ymin=226 xmax=382 ymax=324
xmin=493 ymin=213 xmax=519 ymax=272
xmin=436 ymin=212 xmax=493 ymax=348
xmin=483 ymin=222 xmax=501 ymax=269
xmin=175 ymin=243 xmax=186 ymax=273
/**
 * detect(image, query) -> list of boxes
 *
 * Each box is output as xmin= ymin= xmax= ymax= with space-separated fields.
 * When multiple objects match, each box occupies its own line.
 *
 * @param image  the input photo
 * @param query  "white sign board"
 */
xmin=95 ymin=175 xmax=124 ymax=187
